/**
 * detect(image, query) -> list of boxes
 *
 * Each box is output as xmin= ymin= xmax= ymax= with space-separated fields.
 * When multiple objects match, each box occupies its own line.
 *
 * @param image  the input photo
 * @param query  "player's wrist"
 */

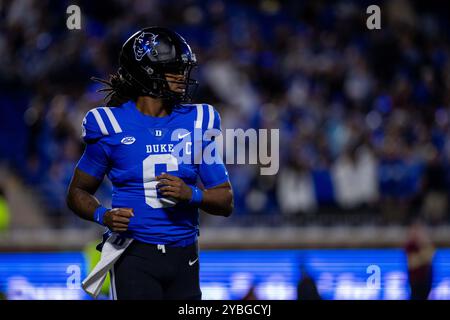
xmin=93 ymin=205 xmax=110 ymax=226
xmin=188 ymin=185 xmax=203 ymax=205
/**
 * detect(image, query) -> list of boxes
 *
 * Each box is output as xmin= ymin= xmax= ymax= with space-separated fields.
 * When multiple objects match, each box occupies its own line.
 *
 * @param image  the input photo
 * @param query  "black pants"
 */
xmin=110 ymin=240 xmax=201 ymax=300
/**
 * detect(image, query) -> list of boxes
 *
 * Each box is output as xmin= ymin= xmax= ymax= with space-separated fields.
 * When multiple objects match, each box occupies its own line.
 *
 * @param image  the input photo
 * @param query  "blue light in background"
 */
xmin=429 ymin=249 xmax=450 ymax=300
xmin=200 ymin=250 xmax=299 ymax=300
xmin=0 ymin=252 xmax=89 ymax=300
xmin=1 ymin=249 xmax=450 ymax=300
xmin=301 ymin=249 xmax=409 ymax=300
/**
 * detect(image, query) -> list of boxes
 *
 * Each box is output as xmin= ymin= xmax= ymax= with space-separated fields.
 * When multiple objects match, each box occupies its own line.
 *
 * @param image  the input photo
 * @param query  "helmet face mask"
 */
xmin=119 ymin=27 xmax=199 ymax=103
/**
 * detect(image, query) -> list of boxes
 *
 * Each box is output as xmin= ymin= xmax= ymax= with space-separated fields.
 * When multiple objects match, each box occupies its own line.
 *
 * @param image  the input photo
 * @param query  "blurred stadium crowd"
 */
xmin=1 ymin=0 xmax=450 ymax=228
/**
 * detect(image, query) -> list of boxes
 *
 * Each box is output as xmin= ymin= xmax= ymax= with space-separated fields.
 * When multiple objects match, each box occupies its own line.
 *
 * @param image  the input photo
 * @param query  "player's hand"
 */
xmin=156 ymin=173 xmax=192 ymax=202
xmin=103 ymin=208 xmax=134 ymax=232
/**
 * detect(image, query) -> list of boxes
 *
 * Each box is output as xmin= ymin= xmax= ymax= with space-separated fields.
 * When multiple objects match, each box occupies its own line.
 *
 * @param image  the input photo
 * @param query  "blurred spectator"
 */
xmin=311 ymin=155 xmax=336 ymax=213
xmin=420 ymin=146 xmax=449 ymax=224
xmin=378 ymin=136 xmax=422 ymax=223
xmin=241 ymin=284 xmax=258 ymax=300
xmin=405 ymin=220 xmax=435 ymax=300
xmin=277 ymin=155 xmax=317 ymax=218
xmin=297 ymin=266 xmax=321 ymax=300
xmin=0 ymin=186 xmax=10 ymax=232
xmin=332 ymin=144 xmax=378 ymax=210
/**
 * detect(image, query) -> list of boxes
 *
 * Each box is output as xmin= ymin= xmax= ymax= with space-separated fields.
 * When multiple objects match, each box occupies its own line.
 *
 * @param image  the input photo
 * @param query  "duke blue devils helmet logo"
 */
xmin=133 ymin=32 xmax=159 ymax=61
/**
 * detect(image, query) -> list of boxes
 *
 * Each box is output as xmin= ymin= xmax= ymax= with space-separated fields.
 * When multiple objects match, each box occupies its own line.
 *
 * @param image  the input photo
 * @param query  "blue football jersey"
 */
xmin=77 ymin=101 xmax=229 ymax=245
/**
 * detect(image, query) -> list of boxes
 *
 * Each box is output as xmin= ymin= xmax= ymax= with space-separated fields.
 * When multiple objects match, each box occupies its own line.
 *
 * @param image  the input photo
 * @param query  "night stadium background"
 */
xmin=1 ymin=0 xmax=450 ymax=300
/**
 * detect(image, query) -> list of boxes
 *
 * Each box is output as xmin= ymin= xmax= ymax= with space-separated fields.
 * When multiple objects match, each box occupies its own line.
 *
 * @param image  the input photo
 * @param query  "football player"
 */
xmin=66 ymin=27 xmax=233 ymax=300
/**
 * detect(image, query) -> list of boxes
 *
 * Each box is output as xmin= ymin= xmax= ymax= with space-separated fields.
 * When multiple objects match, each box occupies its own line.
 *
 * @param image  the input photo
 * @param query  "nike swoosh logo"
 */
xmin=188 ymin=258 xmax=198 ymax=266
xmin=177 ymin=132 xmax=191 ymax=139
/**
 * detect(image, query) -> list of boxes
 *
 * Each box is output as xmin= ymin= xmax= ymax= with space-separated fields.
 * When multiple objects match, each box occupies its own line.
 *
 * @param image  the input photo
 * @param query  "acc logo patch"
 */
xmin=121 ymin=136 xmax=136 ymax=145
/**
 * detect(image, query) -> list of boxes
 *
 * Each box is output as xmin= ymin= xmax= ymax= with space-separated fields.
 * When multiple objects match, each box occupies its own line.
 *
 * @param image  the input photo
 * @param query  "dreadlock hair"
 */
xmin=91 ymin=68 xmax=140 ymax=107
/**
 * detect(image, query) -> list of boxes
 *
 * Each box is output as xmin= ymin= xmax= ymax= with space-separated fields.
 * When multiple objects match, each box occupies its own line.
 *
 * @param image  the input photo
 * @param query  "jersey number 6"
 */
xmin=143 ymin=154 xmax=178 ymax=208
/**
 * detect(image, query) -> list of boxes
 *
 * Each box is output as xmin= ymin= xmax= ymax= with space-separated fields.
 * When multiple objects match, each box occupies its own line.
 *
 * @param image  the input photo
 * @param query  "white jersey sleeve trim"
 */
xmin=207 ymin=104 xmax=215 ymax=129
xmin=91 ymin=109 xmax=109 ymax=136
xmin=195 ymin=104 xmax=203 ymax=129
xmin=101 ymin=107 xmax=123 ymax=133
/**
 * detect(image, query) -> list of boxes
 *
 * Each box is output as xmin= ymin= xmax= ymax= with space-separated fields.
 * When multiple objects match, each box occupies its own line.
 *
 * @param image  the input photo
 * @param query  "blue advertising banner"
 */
xmin=1 ymin=249 xmax=449 ymax=300
xmin=0 ymin=252 xmax=89 ymax=300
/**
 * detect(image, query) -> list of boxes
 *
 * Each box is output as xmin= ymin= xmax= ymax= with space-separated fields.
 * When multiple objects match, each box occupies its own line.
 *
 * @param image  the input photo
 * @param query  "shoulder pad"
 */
xmin=81 ymin=107 xmax=123 ymax=143
xmin=192 ymin=103 xmax=222 ymax=132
